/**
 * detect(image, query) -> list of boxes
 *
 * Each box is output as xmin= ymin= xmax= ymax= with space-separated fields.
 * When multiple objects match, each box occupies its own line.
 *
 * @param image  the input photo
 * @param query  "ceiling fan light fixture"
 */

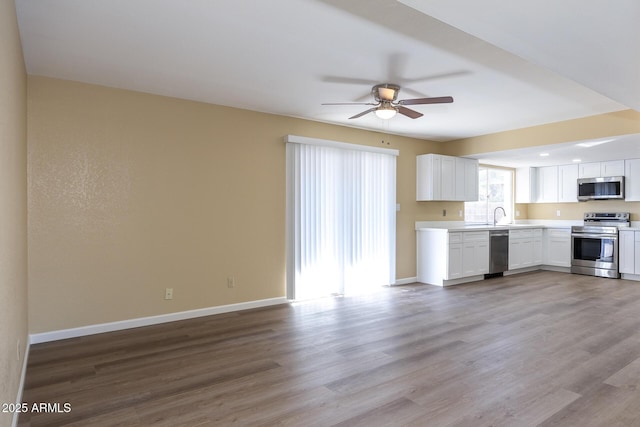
xmin=378 ymin=87 xmax=396 ymax=101
xmin=323 ymin=82 xmax=452 ymax=120
xmin=374 ymin=83 xmax=400 ymax=102
xmin=375 ymin=106 xmax=397 ymax=120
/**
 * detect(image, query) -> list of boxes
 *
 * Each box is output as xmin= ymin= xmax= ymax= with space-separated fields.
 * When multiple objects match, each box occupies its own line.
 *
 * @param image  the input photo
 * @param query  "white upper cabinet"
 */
xmin=536 ymin=166 xmax=558 ymax=203
xmin=579 ymin=160 xmax=624 ymax=178
xmin=515 ymin=167 xmax=537 ymax=203
xmin=417 ymin=154 xmax=479 ymax=201
xmin=578 ymin=162 xmax=601 ymax=178
xmin=517 ymin=164 xmax=578 ymax=203
xmin=416 ymin=154 xmax=440 ymax=200
xmin=625 ymin=159 xmax=640 ymax=201
xmin=440 ymin=155 xmax=456 ymax=200
xmin=558 ymin=164 xmax=579 ymax=202
xmin=602 ymin=160 xmax=625 ymax=177
xmin=455 ymin=157 xmax=479 ymax=201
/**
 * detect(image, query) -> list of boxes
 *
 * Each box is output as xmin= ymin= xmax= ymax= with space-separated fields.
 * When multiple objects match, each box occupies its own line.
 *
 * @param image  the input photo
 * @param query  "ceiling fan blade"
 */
xmin=349 ymin=108 xmax=377 ymax=119
xmin=321 ymin=76 xmax=379 ymax=86
xmin=353 ymin=92 xmax=377 ymax=103
xmin=399 ymin=87 xmax=429 ymax=99
xmin=322 ymin=102 xmax=377 ymax=106
xmin=398 ymin=106 xmax=423 ymax=119
xmin=398 ymin=96 xmax=454 ymax=106
xmin=402 ymin=70 xmax=471 ymax=84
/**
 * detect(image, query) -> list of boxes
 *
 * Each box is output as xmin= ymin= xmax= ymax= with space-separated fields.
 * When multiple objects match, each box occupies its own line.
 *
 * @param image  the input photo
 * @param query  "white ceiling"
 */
xmin=15 ymin=0 xmax=638 ymax=155
xmin=399 ymin=0 xmax=640 ymax=112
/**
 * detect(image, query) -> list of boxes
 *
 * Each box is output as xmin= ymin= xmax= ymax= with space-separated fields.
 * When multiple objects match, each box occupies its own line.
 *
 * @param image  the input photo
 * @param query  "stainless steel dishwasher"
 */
xmin=489 ymin=229 xmax=509 ymax=275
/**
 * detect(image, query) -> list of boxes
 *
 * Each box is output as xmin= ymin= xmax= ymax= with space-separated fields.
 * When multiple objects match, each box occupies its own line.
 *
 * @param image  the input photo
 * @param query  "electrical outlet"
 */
xmin=556 ymin=210 xmax=561 ymax=217
xmin=442 ymin=209 xmax=447 ymax=217
xmin=227 ymin=277 xmax=235 ymax=288
xmin=165 ymin=288 xmax=173 ymax=300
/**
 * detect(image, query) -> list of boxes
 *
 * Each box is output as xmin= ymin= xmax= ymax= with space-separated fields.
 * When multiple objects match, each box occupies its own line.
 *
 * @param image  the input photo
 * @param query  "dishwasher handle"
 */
xmin=489 ymin=230 xmax=510 ymax=237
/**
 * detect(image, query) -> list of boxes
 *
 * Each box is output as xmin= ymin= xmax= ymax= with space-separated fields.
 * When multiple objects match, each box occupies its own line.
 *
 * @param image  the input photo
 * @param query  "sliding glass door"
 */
xmin=286 ymin=136 xmax=397 ymax=300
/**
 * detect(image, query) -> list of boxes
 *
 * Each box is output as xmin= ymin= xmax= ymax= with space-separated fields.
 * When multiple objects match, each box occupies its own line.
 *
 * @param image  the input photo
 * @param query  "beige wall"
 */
xmin=514 ymin=203 xmax=529 ymax=220
xmin=528 ymin=201 xmax=640 ymax=222
xmin=27 ymin=76 xmax=454 ymax=333
xmin=0 ymin=0 xmax=28 ymax=424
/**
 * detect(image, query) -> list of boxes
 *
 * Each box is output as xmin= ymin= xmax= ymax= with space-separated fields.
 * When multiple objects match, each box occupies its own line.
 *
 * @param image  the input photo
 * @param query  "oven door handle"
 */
xmin=571 ymin=233 xmax=618 ymax=240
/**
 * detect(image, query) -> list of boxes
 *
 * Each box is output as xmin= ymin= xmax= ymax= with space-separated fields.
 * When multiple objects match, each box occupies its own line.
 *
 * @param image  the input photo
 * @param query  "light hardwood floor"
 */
xmin=18 ymin=271 xmax=640 ymax=426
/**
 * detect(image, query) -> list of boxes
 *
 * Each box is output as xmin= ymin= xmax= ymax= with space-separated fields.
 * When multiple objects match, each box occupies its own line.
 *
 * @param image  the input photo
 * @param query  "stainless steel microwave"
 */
xmin=577 ymin=176 xmax=625 ymax=201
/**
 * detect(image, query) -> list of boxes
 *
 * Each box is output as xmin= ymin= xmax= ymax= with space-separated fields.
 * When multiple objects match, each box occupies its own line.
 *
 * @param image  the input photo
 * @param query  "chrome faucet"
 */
xmin=493 ymin=206 xmax=506 ymax=226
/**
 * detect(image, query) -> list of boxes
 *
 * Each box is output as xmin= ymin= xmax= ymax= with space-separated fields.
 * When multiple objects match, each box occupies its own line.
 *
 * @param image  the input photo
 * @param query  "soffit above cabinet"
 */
xmin=469 ymin=133 xmax=640 ymax=168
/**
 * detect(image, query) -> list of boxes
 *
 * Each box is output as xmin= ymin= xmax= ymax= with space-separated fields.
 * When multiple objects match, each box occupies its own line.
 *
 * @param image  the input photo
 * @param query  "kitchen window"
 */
xmin=465 ymin=166 xmax=514 ymax=224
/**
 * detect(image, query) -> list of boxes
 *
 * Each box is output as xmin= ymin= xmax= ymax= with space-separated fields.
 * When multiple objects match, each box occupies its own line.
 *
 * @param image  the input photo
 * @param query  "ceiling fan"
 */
xmin=322 ymin=83 xmax=453 ymax=120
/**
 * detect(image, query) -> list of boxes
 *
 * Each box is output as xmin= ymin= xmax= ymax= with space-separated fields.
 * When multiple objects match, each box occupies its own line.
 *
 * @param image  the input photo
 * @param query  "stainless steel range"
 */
xmin=571 ymin=212 xmax=630 ymax=278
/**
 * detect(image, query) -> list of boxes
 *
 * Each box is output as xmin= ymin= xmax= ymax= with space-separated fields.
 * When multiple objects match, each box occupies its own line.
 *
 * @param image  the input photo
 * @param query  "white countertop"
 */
xmin=416 ymin=220 xmax=578 ymax=232
xmin=417 ymin=224 xmax=543 ymax=232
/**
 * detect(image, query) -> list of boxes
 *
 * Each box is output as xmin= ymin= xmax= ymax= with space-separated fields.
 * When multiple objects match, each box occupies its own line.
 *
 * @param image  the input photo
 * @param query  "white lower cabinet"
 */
xmin=462 ymin=232 xmax=489 ymax=277
xmin=509 ymin=229 xmax=543 ymax=270
xmin=619 ymin=229 xmax=640 ymax=277
xmin=543 ymin=228 xmax=572 ymax=267
xmin=619 ymin=230 xmax=635 ymax=274
xmin=417 ymin=229 xmax=488 ymax=286
xmin=636 ymin=234 xmax=640 ymax=275
xmin=533 ymin=236 xmax=543 ymax=265
xmin=447 ymin=233 xmax=463 ymax=280
xmin=418 ymin=226 xmax=571 ymax=286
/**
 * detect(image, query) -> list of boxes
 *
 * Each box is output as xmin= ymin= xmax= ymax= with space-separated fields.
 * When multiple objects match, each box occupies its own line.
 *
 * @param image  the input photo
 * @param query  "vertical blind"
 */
xmin=286 ymin=135 xmax=397 ymax=300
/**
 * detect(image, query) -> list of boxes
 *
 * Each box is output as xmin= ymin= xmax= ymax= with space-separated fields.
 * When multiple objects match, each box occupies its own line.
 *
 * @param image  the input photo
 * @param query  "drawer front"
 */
xmin=547 ymin=229 xmax=571 ymax=240
xmin=449 ymin=232 xmax=462 ymax=244
xmin=510 ymin=229 xmax=533 ymax=239
xmin=463 ymin=231 xmax=489 ymax=242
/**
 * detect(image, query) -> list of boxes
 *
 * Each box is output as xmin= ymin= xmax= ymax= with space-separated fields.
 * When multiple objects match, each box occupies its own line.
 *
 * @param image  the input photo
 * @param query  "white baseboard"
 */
xmin=12 ymin=340 xmax=30 ymax=427
xmin=504 ymin=266 xmax=541 ymax=276
xmin=540 ymin=265 xmax=572 ymax=274
xmin=29 ymin=297 xmax=288 ymax=345
xmin=443 ymin=274 xmax=486 ymax=287
xmin=393 ymin=277 xmax=418 ymax=285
